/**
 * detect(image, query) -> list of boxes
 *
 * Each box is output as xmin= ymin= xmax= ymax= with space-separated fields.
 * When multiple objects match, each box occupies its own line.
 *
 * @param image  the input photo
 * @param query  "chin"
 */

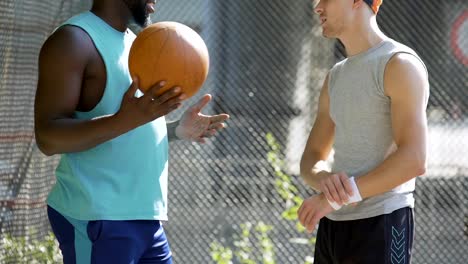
xmin=135 ymin=15 xmax=151 ymax=27
xmin=322 ymin=30 xmax=332 ymax=38
xmin=322 ymin=29 xmax=337 ymax=39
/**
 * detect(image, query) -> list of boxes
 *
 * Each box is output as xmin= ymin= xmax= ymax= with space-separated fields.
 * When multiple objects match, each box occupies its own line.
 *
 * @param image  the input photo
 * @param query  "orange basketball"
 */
xmin=128 ymin=22 xmax=209 ymax=98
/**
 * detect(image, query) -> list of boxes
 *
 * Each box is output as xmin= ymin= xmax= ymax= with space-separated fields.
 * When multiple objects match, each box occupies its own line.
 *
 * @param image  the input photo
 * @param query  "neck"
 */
xmin=91 ymin=0 xmax=132 ymax=32
xmin=339 ymin=15 xmax=386 ymax=57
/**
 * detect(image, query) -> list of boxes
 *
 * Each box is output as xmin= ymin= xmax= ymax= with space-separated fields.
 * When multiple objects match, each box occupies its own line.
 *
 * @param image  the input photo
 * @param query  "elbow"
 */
xmin=412 ymin=152 xmax=427 ymax=177
xmin=299 ymin=156 xmax=309 ymax=180
xmin=35 ymin=131 xmax=57 ymax=156
xmin=414 ymin=162 xmax=426 ymax=177
xmin=399 ymin=144 xmax=426 ymax=177
xmin=38 ymin=146 xmax=57 ymax=157
xmin=36 ymin=139 xmax=56 ymax=156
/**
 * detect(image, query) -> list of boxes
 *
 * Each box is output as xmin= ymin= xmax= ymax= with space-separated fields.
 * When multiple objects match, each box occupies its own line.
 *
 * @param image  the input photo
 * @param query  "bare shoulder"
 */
xmin=386 ymin=53 xmax=426 ymax=75
xmin=39 ymin=25 xmax=94 ymax=67
xmin=36 ymin=25 xmax=96 ymax=120
xmin=384 ymin=53 xmax=429 ymax=98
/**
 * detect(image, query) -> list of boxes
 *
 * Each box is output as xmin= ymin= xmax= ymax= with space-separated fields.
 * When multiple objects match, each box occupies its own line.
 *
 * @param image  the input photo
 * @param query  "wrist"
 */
xmin=114 ymin=109 xmax=145 ymax=132
xmin=168 ymin=120 xmax=182 ymax=141
xmin=316 ymin=170 xmax=332 ymax=180
xmin=109 ymin=112 xmax=136 ymax=135
xmin=326 ymin=176 xmax=363 ymax=210
xmin=347 ymin=176 xmax=363 ymax=203
xmin=314 ymin=170 xmax=332 ymax=191
xmin=174 ymin=120 xmax=181 ymax=138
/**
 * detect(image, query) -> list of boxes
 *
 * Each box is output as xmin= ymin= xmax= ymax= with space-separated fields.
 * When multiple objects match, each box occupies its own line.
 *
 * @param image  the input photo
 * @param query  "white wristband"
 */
xmin=326 ymin=176 xmax=363 ymax=210
xmin=347 ymin=177 xmax=363 ymax=204
xmin=327 ymin=200 xmax=342 ymax=210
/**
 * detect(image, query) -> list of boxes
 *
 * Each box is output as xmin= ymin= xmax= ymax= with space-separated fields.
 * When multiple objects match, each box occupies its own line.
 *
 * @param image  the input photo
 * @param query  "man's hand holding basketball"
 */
xmin=175 ymin=94 xmax=230 ymax=143
xmin=117 ymin=78 xmax=185 ymax=128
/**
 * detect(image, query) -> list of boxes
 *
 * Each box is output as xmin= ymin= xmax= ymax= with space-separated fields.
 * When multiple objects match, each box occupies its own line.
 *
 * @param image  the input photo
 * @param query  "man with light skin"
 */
xmin=34 ymin=0 xmax=229 ymax=263
xmin=297 ymin=0 xmax=429 ymax=263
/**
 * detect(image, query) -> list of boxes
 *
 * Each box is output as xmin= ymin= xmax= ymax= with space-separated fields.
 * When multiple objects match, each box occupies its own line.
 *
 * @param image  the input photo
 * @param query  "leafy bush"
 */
xmin=211 ymin=133 xmax=316 ymax=264
xmin=1 ymin=231 xmax=62 ymax=264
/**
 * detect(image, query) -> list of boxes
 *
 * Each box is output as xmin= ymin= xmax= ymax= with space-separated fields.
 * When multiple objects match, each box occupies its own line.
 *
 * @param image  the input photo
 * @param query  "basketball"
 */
xmin=128 ymin=22 xmax=210 ymax=98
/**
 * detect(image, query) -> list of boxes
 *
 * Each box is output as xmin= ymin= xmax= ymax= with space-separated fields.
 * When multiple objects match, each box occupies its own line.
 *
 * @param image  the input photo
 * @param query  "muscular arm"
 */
xmin=300 ymin=74 xmax=336 ymax=191
xmin=355 ymin=53 xmax=429 ymax=198
xmin=34 ymin=27 xmax=133 ymax=155
xmin=35 ymin=27 xmax=181 ymax=155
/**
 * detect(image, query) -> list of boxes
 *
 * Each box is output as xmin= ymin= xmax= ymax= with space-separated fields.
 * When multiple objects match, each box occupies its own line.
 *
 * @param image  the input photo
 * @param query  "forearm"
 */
xmin=356 ymin=146 xmax=426 ymax=199
xmin=166 ymin=120 xmax=180 ymax=142
xmin=300 ymin=155 xmax=331 ymax=191
xmin=35 ymin=114 xmax=134 ymax=155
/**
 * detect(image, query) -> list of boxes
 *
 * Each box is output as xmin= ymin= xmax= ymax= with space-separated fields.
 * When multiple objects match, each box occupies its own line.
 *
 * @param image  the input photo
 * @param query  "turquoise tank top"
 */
xmin=47 ymin=11 xmax=169 ymax=221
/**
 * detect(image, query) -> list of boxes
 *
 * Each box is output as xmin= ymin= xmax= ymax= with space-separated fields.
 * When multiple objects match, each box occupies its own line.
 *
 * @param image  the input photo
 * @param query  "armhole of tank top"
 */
xmin=327 ymin=65 xmax=337 ymax=94
xmin=61 ymin=23 xmax=110 ymax=114
xmin=380 ymin=50 xmax=427 ymax=98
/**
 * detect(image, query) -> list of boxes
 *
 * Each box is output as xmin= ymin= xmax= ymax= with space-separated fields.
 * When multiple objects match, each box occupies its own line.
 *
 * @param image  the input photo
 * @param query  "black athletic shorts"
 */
xmin=314 ymin=207 xmax=414 ymax=264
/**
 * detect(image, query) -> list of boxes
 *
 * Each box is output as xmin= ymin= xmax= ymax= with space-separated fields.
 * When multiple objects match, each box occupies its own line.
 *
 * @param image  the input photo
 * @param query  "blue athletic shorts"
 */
xmin=47 ymin=206 xmax=172 ymax=264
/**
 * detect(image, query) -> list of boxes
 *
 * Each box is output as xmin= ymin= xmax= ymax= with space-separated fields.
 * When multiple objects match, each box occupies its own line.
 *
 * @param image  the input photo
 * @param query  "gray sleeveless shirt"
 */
xmin=326 ymin=39 xmax=426 ymax=221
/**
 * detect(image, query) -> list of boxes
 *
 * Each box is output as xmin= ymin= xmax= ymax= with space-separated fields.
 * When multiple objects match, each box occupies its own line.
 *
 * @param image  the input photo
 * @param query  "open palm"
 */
xmin=175 ymin=94 xmax=230 ymax=143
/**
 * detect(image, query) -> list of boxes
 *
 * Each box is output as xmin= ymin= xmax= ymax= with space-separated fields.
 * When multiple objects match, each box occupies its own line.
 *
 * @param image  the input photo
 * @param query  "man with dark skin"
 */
xmin=34 ymin=0 xmax=229 ymax=263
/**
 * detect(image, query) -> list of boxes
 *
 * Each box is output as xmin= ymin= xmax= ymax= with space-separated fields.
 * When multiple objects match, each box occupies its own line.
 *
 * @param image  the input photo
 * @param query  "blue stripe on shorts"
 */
xmin=47 ymin=206 xmax=172 ymax=264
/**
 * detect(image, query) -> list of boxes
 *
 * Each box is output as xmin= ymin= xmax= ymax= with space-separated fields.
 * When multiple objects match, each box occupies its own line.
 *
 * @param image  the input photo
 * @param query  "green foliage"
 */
xmin=0 ymin=231 xmax=62 ymax=264
xmin=211 ymin=133 xmax=316 ymax=264
xmin=266 ymin=133 xmax=304 ymax=232
xmin=210 ymin=241 xmax=234 ymax=264
xmin=255 ymin=222 xmax=275 ymax=264
xmin=210 ymin=222 xmax=275 ymax=264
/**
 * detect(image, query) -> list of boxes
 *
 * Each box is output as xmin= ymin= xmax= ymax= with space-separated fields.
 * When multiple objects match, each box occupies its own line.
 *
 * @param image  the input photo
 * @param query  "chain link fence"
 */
xmin=0 ymin=0 xmax=467 ymax=263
